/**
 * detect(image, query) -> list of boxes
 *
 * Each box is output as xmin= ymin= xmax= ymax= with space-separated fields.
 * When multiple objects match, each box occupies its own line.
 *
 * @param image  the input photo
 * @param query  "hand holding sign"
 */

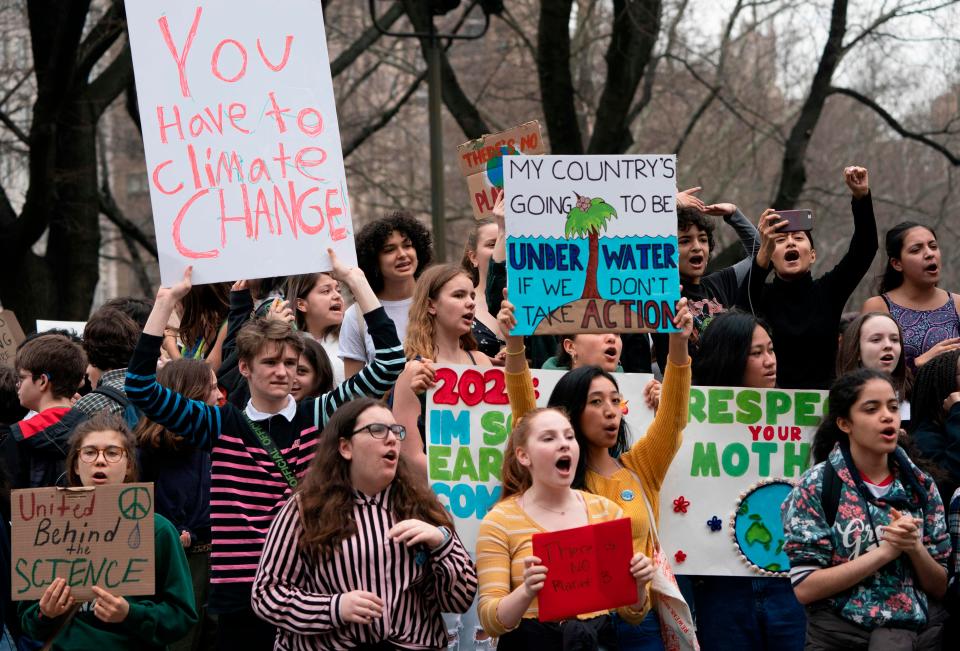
xmin=39 ymin=578 xmax=75 ymax=618
xmin=91 ymin=586 xmax=130 ymax=623
xmin=157 ymin=266 xmax=193 ymax=304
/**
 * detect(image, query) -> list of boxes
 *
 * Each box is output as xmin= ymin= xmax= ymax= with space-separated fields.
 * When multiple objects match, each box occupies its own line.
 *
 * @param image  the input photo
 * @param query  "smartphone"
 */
xmin=774 ymin=209 xmax=813 ymax=233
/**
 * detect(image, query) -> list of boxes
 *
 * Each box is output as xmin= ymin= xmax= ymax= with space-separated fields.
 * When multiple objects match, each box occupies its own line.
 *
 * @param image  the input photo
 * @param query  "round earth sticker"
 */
xmin=730 ymin=480 xmax=793 ymax=575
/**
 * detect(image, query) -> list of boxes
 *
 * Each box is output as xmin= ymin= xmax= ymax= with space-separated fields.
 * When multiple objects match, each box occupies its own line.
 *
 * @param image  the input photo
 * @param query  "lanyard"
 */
xmin=242 ymin=414 xmax=298 ymax=489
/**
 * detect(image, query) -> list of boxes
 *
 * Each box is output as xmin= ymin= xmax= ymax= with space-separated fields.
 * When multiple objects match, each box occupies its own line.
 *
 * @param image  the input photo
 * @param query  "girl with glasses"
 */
xmin=19 ymin=413 xmax=197 ymax=650
xmin=252 ymin=397 xmax=477 ymax=649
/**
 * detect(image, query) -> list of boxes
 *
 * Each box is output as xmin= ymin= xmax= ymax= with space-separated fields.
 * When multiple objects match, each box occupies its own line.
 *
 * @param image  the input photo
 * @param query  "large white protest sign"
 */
xmin=125 ymin=0 xmax=355 ymax=285
xmin=426 ymin=366 xmax=825 ymax=577
xmin=504 ymin=155 xmax=680 ymax=335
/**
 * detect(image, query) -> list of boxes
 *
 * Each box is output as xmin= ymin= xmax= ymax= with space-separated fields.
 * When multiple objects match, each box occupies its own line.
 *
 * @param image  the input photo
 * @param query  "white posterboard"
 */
xmin=125 ymin=0 xmax=356 ymax=285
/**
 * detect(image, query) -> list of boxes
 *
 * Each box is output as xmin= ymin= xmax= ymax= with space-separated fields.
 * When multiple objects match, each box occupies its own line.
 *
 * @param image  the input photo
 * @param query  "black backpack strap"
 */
xmin=821 ymin=460 xmax=841 ymax=527
xmin=92 ymin=384 xmax=128 ymax=408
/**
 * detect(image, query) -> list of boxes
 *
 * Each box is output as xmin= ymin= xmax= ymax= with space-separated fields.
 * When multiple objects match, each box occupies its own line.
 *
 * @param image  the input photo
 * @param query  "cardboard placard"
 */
xmin=12 ymin=483 xmax=156 ymax=601
xmin=0 ymin=310 xmax=25 ymax=367
xmin=457 ymin=121 xmax=545 ymax=219
xmin=125 ymin=0 xmax=356 ymax=286
xmin=504 ymin=154 xmax=681 ymax=334
xmin=426 ymin=366 xmax=824 ymax=577
xmin=532 ymin=518 xmax=636 ymax=621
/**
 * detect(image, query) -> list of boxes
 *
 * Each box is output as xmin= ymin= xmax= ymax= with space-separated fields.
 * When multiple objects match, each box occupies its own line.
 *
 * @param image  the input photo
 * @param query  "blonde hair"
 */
xmin=404 ymin=264 xmax=478 ymax=360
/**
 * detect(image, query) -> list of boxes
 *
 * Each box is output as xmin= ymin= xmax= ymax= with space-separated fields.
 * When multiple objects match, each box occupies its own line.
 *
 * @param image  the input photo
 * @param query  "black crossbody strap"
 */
xmin=242 ymin=414 xmax=298 ymax=489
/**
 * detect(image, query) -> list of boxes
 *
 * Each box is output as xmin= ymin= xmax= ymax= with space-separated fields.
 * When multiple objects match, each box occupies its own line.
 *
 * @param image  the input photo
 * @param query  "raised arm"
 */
xmin=620 ymin=299 xmax=693 ymax=489
xmin=316 ymin=251 xmax=406 ymax=423
xmin=820 ymin=166 xmax=879 ymax=306
xmin=498 ymin=290 xmax=537 ymax=424
xmin=703 ymin=204 xmax=760 ymax=284
xmin=127 ymin=267 xmax=224 ymax=449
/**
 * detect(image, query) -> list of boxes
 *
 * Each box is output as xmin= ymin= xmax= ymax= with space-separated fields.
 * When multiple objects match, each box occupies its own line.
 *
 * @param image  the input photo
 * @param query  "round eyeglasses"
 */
xmin=79 ymin=446 xmax=126 ymax=464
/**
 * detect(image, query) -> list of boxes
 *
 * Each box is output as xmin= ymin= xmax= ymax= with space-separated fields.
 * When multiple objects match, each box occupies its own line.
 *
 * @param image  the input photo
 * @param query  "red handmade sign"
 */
xmin=532 ymin=517 xmax=636 ymax=621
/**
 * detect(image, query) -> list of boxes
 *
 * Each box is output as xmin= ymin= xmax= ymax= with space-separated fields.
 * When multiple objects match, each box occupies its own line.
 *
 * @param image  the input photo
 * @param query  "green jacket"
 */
xmin=20 ymin=513 xmax=198 ymax=650
xmin=541 ymin=355 xmax=625 ymax=373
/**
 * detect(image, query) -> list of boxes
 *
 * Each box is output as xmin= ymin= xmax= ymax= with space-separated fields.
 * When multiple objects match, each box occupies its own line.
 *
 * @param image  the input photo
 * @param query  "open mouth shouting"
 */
xmin=879 ymin=426 xmax=899 ymax=444
xmin=91 ymin=471 xmax=109 ymax=485
xmin=923 ymin=262 xmax=939 ymax=276
xmin=878 ymin=352 xmax=896 ymax=368
xmin=602 ymin=346 xmax=618 ymax=364
xmin=383 ymin=449 xmax=399 ymax=466
xmin=783 ymin=250 xmax=801 ymax=263
xmin=688 ymin=253 xmax=705 ymax=270
xmin=555 ymin=454 xmax=573 ymax=477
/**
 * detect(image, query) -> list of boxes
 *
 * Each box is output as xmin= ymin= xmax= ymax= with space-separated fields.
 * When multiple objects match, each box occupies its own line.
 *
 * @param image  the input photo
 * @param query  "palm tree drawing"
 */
xmin=565 ymin=193 xmax=617 ymax=299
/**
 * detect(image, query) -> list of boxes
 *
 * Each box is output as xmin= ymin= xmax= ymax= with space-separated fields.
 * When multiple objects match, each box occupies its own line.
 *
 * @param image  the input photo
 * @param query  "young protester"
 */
xmin=136 ymin=359 xmax=219 ymax=651
xmin=101 ymin=296 xmax=154 ymax=330
xmin=783 ymin=369 xmax=950 ymax=649
xmin=287 ymin=272 xmax=346 ymax=384
xmin=163 ymin=282 xmax=231 ymax=370
xmin=476 ymin=407 xmax=657 ymax=648
xmin=908 ymin=349 xmax=960 ymax=506
xmin=496 ymin=293 xmax=693 ymax=649
xmin=461 ymin=217 xmax=505 ymax=360
xmin=72 ymin=307 xmax=139 ymax=417
xmin=125 ymin=251 xmax=405 ymax=650
xmin=862 ymin=222 xmax=960 ymax=370
xmin=251 ymin=397 xmax=477 ymax=649
xmin=836 ymin=312 xmax=912 ymax=416
xmin=690 ymin=310 xmax=806 ymax=651
xmin=340 ymin=212 xmax=432 ymax=378
xmin=4 ymin=334 xmax=87 ymax=487
xmin=650 ymin=200 xmax=759 ymax=371
xmin=19 ymin=413 xmax=197 ymax=650
xmin=741 ymin=166 xmax=877 ymax=389
xmin=392 ymin=264 xmax=493 ymax=474
xmin=291 ymin=336 xmax=334 ymax=402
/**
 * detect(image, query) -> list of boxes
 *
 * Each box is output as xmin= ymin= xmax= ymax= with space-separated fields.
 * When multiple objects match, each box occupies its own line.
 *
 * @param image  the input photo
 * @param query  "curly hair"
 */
xmin=83 ymin=307 xmax=139 ymax=372
xmin=677 ymin=207 xmax=716 ymax=261
xmin=355 ymin=212 xmax=432 ymax=295
xmin=404 ymin=264 xmax=478 ymax=360
xmin=909 ymin=348 xmax=960 ymax=431
xmin=297 ymin=398 xmax=453 ymax=557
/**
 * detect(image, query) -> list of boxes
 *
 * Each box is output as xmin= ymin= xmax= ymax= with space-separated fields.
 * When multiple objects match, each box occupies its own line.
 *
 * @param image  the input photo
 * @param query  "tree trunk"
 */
xmin=581 ymin=231 xmax=601 ymax=299
xmin=772 ymin=0 xmax=848 ymax=209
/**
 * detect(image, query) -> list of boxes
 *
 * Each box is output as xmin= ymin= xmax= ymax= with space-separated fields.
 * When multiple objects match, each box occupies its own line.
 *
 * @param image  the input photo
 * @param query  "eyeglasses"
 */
xmin=79 ymin=446 xmax=126 ymax=464
xmin=352 ymin=423 xmax=406 ymax=440
xmin=16 ymin=373 xmax=41 ymax=388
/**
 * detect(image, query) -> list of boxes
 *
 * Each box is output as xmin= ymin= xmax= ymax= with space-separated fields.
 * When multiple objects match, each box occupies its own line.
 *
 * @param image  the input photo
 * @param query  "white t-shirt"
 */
xmin=339 ymin=298 xmax=411 ymax=364
xmin=319 ymin=333 xmax=345 ymax=386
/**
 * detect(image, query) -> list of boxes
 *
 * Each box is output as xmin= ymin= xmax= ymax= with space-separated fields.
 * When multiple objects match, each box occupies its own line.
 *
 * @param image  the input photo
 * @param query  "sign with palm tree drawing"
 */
xmin=504 ymin=155 xmax=682 ymax=335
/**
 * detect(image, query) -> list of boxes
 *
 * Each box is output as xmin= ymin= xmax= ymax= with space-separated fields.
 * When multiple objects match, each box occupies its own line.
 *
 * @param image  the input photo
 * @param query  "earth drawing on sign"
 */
xmin=731 ymin=480 xmax=792 ymax=576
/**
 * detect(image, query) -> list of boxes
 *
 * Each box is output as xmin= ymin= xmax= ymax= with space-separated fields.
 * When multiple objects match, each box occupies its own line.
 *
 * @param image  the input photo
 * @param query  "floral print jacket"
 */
xmin=782 ymin=446 xmax=950 ymax=630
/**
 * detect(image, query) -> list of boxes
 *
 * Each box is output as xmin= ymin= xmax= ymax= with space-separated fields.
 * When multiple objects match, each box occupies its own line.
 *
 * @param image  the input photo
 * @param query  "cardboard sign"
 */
xmin=125 ymin=0 xmax=356 ymax=286
xmin=35 ymin=320 xmax=86 ymax=338
xmin=426 ymin=366 xmax=825 ymax=577
xmin=457 ymin=121 xmax=545 ymax=220
xmin=0 ymin=310 xmax=25 ymax=367
xmin=533 ymin=518 xmax=636 ymax=621
xmin=12 ymin=484 xmax=156 ymax=601
xmin=504 ymin=155 xmax=681 ymax=334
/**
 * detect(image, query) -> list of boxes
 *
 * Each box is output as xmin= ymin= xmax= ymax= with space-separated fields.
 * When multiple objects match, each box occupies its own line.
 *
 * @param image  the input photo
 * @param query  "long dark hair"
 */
xmin=298 ymin=336 xmax=334 ymax=397
xmin=812 ymin=369 xmax=893 ymax=463
xmin=547 ymin=366 xmax=629 ymax=489
xmin=878 ymin=221 xmax=935 ymax=294
xmin=297 ymin=398 xmax=453 ymax=557
xmin=179 ymin=282 xmax=230 ymax=353
xmin=909 ymin=348 xmax=960 ymax=432
xmin=836 ymin=312 xmax=912 ymax=400
xmin=693 ymin=310 xmax=772 ymax=386
xmin=135 ymin=359 xmax=212 ymax=452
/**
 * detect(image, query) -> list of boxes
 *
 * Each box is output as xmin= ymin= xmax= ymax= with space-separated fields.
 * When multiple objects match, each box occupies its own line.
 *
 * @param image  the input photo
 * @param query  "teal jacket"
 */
xmin=541 ymin=355 xmax=624 ymax=373
xmin=20 ymin=513 xmax=198 ymax=650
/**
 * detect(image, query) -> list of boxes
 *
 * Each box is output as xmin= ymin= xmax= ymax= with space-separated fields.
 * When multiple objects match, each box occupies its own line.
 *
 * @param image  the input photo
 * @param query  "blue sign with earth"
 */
xmin=732 ymin=481 xmax=792 ymax=574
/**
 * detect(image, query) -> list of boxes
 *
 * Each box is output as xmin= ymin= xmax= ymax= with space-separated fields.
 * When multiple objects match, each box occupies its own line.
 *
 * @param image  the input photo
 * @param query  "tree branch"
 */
xmin=537 ymin=0 xmax=583 ymax=153
xmin=98 ymin=182 xmax=158 ymax=259
xmin=75 ymin=0 xmax=125 ymax=84
xmin=829 ymin=87 xmax=960 ymax=165
xmin=331 ymin=1 xmax=404 ymax=77
xmin=83 ymin=42 xmax=133 ymax=118
xmin=587 ymin=0 xmax=662 ymax=155
xmin=343 ymin=68 xmax=428 ymax=157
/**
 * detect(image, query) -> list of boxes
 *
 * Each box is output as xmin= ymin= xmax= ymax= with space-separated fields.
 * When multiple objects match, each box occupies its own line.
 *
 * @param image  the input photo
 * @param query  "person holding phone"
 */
xmin=738 ymin=167 xmax=877 ymax=389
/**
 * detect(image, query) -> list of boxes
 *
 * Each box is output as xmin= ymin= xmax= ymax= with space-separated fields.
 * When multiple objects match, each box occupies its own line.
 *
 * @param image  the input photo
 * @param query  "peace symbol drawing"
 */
xmin=118 ymin=487 xmax=152 ymax=521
